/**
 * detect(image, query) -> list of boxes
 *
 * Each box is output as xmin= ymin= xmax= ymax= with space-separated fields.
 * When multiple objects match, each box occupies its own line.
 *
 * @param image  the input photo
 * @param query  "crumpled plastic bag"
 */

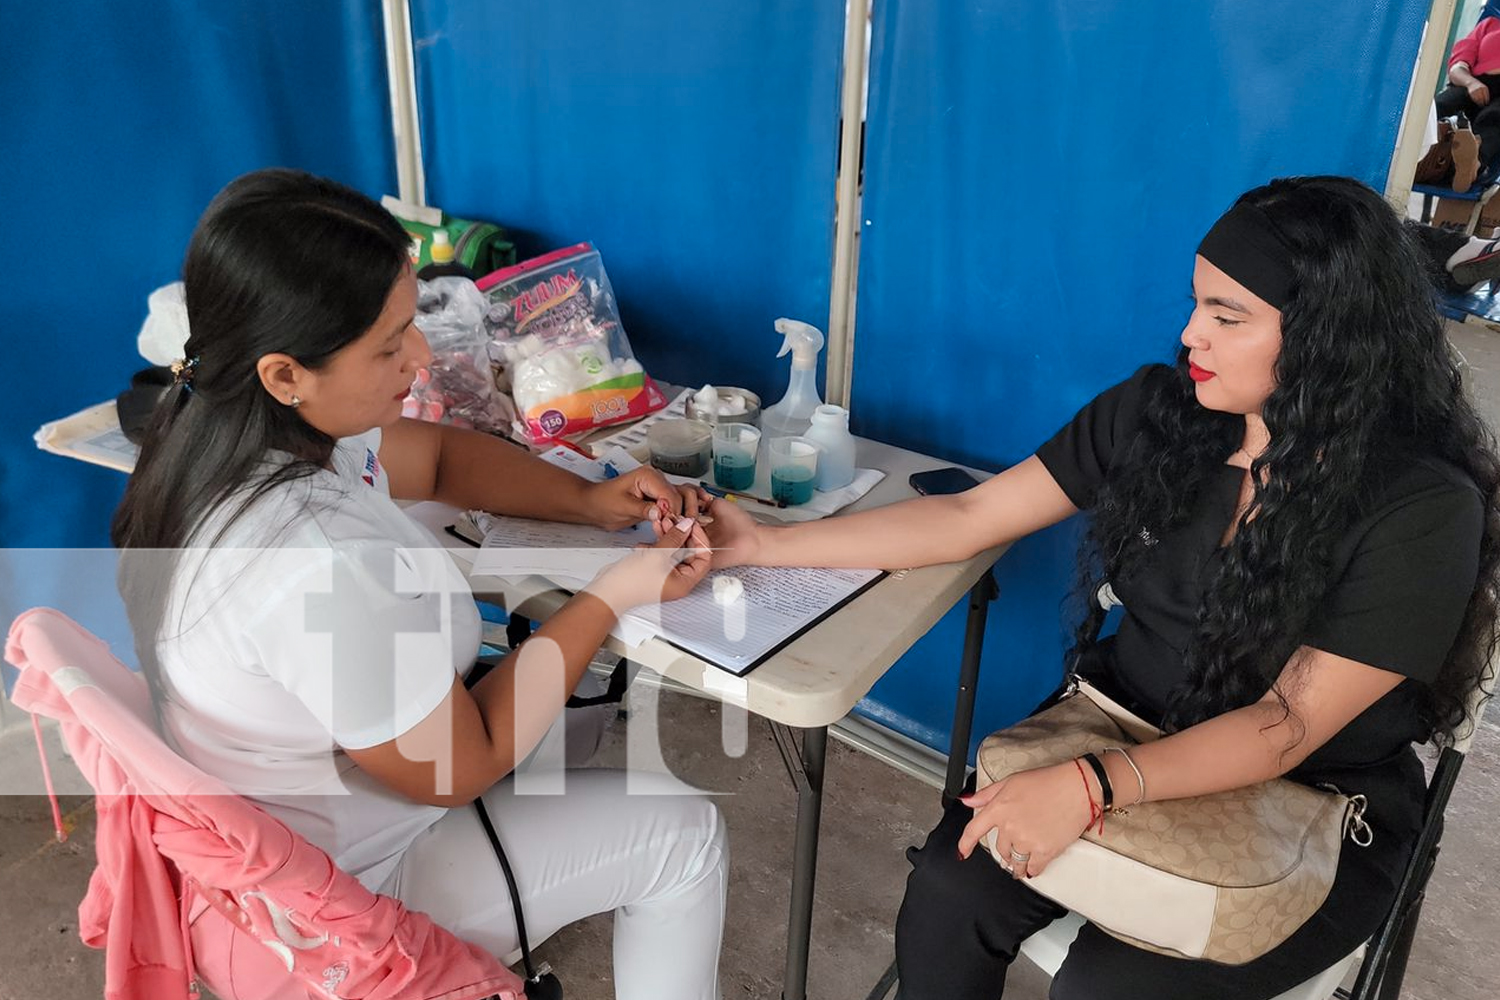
xmin=405 ymin=277 xmax=516 ymax=435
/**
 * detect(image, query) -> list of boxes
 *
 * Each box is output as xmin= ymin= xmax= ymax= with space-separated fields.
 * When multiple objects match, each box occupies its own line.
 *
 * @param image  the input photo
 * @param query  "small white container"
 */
xmin=685 ymin=386 xmax=761 ymax=426
xmin=802 ymin=404 xmax=856 ymax=491
xmin=647 ymin=418 xmax=713 ymax=478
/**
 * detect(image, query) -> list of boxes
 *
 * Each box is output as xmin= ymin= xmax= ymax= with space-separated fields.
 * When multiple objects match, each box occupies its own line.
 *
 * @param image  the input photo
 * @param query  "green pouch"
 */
xmin=401 ymin=214 xmax=517 ymax=276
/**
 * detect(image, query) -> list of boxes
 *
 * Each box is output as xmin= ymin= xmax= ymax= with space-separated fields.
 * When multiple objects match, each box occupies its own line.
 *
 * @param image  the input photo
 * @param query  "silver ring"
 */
xmin=1009 ymin=850 xmax=1031 ymax=863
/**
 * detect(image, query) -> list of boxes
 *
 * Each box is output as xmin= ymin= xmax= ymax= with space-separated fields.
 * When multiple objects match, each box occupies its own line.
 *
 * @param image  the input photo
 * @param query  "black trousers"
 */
xmin=893 ymin=780 xmax=1410 ymax=1000
xmin=1436 ymin=75 xmax=1500 ymax=173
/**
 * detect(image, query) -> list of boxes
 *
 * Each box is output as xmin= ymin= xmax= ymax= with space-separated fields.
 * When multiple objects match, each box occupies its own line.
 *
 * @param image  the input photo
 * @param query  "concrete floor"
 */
xmin=3 ymin=320 xmax=1500 ymax=1000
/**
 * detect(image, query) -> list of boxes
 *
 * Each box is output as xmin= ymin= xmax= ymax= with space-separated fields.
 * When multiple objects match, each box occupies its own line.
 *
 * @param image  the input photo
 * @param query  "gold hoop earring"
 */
xmin=289 ymin=395 xmax=302 ymax=409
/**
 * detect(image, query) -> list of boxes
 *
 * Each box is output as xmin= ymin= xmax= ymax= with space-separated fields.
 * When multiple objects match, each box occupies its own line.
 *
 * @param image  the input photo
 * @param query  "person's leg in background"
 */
xmin=1406 ymin=219 xmax=1500 ymax=293
xmin=1465 ymin=75 xmax=1500 ymax=181
xmin=388 ymin=769 xmax=728 ymax=1000
xmin=1436 ymin=83 xmax=1479 ymax=123
xmin=894 ymin=791 xmax=1069 ymax=1000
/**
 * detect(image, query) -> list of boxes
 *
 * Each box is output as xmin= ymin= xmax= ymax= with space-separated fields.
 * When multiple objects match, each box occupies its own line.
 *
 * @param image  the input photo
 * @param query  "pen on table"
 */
xmin=698 ymin=481 xmax=787 ymax=508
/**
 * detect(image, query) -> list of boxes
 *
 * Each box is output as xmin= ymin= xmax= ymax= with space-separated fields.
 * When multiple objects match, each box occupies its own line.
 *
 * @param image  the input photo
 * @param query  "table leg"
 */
xmin=943 ymin=570 xmax=998 ymax=804
xmin=770 ymin=722 xmax=828 ymax=1000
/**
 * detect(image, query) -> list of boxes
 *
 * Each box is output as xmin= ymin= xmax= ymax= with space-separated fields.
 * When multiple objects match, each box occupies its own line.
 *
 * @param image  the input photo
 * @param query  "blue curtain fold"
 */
xmin=408 ymin=0 xmax=845 ymax=398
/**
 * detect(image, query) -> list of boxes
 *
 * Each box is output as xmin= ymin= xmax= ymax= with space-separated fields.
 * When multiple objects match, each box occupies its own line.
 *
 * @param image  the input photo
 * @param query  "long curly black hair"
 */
xmin=1075 ymin=176 xmax=1500 ymax=741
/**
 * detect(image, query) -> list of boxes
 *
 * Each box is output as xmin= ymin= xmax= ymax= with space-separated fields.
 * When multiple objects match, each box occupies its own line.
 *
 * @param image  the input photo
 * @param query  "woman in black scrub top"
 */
xmin=697 ymin=176 xmax=1500 ymax=1000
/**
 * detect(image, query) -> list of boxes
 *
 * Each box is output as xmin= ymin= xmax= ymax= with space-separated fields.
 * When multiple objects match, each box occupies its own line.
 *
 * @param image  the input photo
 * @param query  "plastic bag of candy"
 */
xmin=477 ymin=243 xmax=667 ymax=443
xmin=404 ymin=277 xmax=515 ymax=435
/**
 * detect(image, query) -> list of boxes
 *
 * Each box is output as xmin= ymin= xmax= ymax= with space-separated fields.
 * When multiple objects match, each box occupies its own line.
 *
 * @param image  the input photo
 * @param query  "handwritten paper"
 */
xmin=468 ymin=514 xmax=880 ymax=675
xmin=640 ymin=564 xmax=881 ymax=674
xmin=469 ymin=513 xmax=652 ymax=581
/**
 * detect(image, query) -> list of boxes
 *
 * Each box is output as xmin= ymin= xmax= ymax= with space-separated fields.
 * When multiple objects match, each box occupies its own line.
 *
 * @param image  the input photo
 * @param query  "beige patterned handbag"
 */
xmin=974 ymin=678 xmax=1371 ymax=965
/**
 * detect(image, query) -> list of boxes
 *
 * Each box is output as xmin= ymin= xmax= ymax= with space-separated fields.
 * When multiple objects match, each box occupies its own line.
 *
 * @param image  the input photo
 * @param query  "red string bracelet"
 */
xmin=1073 ymin=757 xmax=1106 ymax=835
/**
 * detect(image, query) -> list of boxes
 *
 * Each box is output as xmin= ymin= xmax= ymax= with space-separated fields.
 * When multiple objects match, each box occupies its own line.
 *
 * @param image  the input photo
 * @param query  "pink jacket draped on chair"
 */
xmin=5 ymin=607 xmax=524 ymax=1000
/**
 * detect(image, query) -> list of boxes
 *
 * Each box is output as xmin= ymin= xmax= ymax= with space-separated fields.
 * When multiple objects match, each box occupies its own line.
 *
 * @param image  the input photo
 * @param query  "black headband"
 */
xmin=1196 ymin=202 xmax=1296 ymax=310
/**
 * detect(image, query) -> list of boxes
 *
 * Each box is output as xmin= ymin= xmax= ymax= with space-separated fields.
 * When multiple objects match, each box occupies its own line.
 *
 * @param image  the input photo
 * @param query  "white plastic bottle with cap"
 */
xmin=760 ymin=318 xmax=825 ymax=439
xmin=417 ymin=230 xmax=474 ymax=281
xmin=803 ymin=404 xmax=856 ymax=491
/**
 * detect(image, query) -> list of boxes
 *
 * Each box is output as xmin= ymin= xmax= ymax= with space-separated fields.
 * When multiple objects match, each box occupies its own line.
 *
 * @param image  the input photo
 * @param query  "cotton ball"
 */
xmin=512 ymin=357 xmax=568 ymax=412
xmin=571 ymin=344 xmax=610 ymax=383
xmin=712 ymin=576 xmax=744 ymax=606
xmin=538 ymin=349 xmax=586 ymax=394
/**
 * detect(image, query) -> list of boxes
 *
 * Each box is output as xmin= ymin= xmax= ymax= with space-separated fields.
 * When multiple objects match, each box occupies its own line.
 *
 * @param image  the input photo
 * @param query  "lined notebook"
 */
xmin=456 ymin=509 xmax=882 ymax=676
xmin=642 ymin=563 xmax=883 ymax=674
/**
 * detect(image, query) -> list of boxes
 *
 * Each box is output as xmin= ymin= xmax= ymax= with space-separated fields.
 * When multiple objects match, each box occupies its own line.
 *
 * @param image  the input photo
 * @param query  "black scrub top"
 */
xmin=1034 ymin=364 xmax=1482 ymax=836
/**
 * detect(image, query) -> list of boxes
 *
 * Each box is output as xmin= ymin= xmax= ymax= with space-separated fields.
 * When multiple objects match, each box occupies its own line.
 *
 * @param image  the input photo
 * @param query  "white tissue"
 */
xmin=137 ymin=282 xmax=189 ymax=365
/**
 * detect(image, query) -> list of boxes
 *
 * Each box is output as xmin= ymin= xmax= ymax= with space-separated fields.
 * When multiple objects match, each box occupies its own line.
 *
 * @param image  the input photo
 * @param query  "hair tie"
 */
xmin=170 ymin=356 xmax=200 ymax=394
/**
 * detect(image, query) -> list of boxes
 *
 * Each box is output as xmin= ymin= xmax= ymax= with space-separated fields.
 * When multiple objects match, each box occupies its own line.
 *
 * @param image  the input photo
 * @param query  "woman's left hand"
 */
xmin=956 ymin=762 xmax=1095 ymax=878
xmin=584 ymin=467 xmax=702 ymax=530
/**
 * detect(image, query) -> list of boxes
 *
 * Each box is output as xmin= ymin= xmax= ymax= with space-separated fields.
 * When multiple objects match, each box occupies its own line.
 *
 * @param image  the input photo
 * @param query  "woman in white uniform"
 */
xmin=112 ymin=168 xmax=728 ymax=1000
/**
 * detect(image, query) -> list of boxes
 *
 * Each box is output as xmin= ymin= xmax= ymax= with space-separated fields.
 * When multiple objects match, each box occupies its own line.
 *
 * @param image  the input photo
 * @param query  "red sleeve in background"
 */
xmin=1451 ymin=17 xmax=1497 ymax=69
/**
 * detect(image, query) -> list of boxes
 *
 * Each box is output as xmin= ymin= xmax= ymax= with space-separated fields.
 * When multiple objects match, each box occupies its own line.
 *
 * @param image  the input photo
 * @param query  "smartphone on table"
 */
xmin=908 ymin=466 xmax=982 ymax=496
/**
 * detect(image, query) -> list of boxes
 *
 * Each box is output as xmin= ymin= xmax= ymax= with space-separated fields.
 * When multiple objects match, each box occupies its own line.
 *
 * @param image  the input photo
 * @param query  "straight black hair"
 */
xmin=112 ymin=168 xmax=412 ymax=703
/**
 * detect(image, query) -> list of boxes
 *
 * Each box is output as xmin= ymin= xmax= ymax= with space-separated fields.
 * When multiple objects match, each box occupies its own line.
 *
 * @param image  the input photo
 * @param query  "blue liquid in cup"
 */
xmin=771 ymin=466 xmax=816 ymax=505
xmin=714 ymin=453 xmax=756 ymax=491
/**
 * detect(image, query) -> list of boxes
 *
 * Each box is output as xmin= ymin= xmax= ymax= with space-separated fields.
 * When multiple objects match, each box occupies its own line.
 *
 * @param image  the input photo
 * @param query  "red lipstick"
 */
xmin=1188 ymin=362 xmax=1215 ymax=383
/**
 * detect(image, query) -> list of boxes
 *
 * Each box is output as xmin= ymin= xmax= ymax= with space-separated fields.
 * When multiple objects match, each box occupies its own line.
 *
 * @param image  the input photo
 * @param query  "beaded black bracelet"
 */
xmin=1079 ymin=751 xmax=1114 ymax=812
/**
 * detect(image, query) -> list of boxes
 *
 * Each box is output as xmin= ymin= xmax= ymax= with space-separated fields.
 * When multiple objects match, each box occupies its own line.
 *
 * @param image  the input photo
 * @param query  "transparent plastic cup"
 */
xmin=712 ymin=423 xmax=761 ymax=490
xmin=768 ymin=436 xmax=820 ymax=505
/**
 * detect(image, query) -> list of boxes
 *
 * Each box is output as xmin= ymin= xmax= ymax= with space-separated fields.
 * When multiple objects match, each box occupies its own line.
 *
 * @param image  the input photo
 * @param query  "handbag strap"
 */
xmin=1069 ymin=675 xmax=1163 ymax=743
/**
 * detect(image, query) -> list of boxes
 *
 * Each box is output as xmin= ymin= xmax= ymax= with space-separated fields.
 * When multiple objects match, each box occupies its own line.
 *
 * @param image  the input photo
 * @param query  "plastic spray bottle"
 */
xmin=759 ymin=318 xmax=826 ymax=440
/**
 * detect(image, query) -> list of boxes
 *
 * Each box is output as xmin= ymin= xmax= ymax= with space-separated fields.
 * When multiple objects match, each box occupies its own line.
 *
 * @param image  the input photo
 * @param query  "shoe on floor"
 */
xmin=1451 ymin=240 xmax=1500 ymax=287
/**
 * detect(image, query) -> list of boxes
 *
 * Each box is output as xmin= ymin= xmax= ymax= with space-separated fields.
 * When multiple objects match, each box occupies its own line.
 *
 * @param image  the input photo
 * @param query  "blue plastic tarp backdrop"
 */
xmin=408 ymin=0 xmax=845 ymax=399
xmin=849 ymin=0 xmax=1428 ymax=754
xmin=0 ymin=0 xmax=396 ymax=673
xmin=2 ymin=1 xmax=1433 ymax=748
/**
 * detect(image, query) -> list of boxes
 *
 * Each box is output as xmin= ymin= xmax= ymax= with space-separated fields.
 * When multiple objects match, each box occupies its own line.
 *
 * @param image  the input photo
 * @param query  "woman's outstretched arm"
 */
xmin=378 ymin=417 xmax=700 ymax=529
xmin=704 ymin=455 xmax=1080 ymax=571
